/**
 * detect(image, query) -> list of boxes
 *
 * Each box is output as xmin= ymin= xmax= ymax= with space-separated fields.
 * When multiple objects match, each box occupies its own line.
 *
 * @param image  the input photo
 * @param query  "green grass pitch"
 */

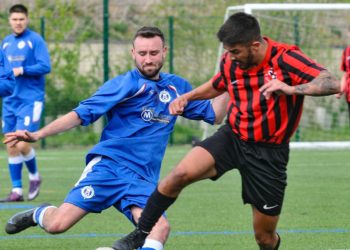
xmin=0 ymin=146 xmax=349 ymax=249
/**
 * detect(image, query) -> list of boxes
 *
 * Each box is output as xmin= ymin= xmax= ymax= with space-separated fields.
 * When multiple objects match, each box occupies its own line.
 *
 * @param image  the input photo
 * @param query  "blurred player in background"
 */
xmin=336 ymin=44 xmax=350 ymax=127
xmin=0 ymin=4 xmax=51 ymax=202
xmin=115 ymin=12 xmax=340 ymax=250
xmin=4 ymin=26 xmax=228 ymax=250
xmin=0 ymin=49 xmax=15 ymax=97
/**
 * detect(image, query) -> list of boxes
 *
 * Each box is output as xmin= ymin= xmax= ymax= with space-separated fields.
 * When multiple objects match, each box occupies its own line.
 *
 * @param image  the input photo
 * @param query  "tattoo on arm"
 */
xmin=295 ymin=84 xmax=309 ymax=94
xmin=295 ymin=71 xmax=340 ymax=96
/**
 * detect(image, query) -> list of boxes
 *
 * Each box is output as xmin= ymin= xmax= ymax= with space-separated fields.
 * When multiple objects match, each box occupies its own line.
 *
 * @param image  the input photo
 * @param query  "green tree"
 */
xmin=34 ymin=0 xmax=101 ymax=117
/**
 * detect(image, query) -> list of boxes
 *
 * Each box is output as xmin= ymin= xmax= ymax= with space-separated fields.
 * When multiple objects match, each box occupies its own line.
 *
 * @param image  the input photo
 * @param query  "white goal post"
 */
xmin=225 ymin=3 xmax=350 ymax=15
xmin=203 ymin=3 xmax=350 ymax=149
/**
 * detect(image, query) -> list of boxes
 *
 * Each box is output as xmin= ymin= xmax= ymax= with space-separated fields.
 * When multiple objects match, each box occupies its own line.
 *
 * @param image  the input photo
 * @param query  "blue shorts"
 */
xmin=2 ymin=99 xmax=44 ymax=133
xmin=64 ymin=156 xmax=158 ymax=224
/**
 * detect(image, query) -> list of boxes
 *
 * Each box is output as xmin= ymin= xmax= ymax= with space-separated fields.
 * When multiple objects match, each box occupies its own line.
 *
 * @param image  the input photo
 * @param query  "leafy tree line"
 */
xmin=0 ymin=0 xmax=220 ymax=145
xmin=0 ymin=0 xmax=347 ymax=145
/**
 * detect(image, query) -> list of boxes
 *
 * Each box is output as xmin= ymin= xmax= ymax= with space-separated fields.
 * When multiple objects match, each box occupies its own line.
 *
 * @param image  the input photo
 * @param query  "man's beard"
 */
xmin=238 ymin=51 xmax=254 ymax=70
xmin=136 ymin=62 xmax=163 ymax=79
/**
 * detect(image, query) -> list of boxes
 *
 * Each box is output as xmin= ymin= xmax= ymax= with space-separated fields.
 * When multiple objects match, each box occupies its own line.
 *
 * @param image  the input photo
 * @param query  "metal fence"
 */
xmin=1 ymin=2 xmax=349 ymax=145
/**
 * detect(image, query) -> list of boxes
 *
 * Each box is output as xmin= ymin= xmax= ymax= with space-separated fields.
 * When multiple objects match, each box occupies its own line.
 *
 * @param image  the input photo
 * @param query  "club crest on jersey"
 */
xmin=81 ymin=185 xmax=95 ymax=199
xmin=141 ymin=109 xmax=154 ymax=121
xmin=17 ymin=40 xmax=26 ymax=49
xmin=265 ymin=67 xmax=277 ymax=81
xmin=159 ymin=90 xmax=171 ymax=103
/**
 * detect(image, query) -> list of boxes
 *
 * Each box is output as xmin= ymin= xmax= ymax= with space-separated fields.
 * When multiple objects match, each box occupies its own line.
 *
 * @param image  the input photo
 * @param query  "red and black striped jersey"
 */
xmin=340 ymin=46 xmax=350 ymax=102
xmin=211 ymin=37 xmax=325 ymax=144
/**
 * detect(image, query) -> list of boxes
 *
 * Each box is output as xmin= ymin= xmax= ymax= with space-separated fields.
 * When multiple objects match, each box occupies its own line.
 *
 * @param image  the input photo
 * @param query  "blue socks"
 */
xmin=8 ymin=155 xmax=24 ymax=189
xmin=8 ymin=149 xmax=39 ymax=191
xmin=33 ymin=204 xmax=57 ymax=228
xmin=23 ymin=148 xmax=38 ymax=176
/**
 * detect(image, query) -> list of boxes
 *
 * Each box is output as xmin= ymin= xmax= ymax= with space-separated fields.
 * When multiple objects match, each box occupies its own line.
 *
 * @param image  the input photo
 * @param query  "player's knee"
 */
xmin=16 ymin=141 xmax=30 ymax=153
xmin=171 ymin=166 xmax=194 ymax=186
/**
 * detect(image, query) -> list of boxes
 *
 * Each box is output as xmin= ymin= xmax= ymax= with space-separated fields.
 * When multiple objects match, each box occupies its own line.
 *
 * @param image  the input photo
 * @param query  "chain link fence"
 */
xmin=0 ymin=1 xmax=349 ymax=146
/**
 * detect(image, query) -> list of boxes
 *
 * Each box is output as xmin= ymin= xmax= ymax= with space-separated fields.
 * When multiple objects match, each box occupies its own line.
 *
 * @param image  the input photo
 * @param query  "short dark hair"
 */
xmin=217 ymin=12 xmax=261 ymax=45
xmin=9 ymin=4 xmax=28 ymax=16
xmin=133 ymin=26 xmax=165 ymax=46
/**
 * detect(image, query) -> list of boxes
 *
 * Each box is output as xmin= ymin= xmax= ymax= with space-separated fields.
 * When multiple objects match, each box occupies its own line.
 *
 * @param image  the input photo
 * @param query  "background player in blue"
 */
xmin=4 ymin=27 xmax=228 ymax=250
xmin=1 ymin=4 xmax=51 ymax=202
xmin=0 ymin=49 xmax=15 ymax=97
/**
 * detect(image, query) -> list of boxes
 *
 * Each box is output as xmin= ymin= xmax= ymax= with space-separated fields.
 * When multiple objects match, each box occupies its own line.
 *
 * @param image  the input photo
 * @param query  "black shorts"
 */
xmin=197 ymin=124 xmax=289 ymax=216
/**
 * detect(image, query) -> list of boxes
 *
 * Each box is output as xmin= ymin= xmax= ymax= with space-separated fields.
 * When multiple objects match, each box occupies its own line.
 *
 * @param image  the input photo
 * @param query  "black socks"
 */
xmin=138 ymin=188 xmax=177 ymax=233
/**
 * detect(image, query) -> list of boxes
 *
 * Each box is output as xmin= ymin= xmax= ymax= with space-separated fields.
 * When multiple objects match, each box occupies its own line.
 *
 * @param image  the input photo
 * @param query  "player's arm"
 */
xmin=169 ymin=80 xmax=224 ymax=115
xmin=4 ymin=111 xmax=81 ymax=145
xmin=260 ymin=70 xmax=340 ymax=100
xmin=34 ymin=111 xmax=81 ymax=139
xmin=0 ymin=50 xmax=15 ymax=97
xmin=211 ymin=92 xmax=229 ymax=124
xmin=293 ymin=70 xmax=340 ymax=96
xmin=18 ymin=37 xmax=51 ymax=76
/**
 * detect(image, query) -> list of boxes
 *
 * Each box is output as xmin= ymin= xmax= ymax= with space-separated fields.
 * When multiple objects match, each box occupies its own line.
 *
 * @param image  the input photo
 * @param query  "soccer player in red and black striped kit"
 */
xmin=114 ymin=12 xmax=340 ymax=250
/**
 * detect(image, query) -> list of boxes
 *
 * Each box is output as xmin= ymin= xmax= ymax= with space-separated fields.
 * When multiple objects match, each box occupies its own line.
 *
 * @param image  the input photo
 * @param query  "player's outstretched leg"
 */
xmin=112 ymin=228 xmax=148 ymax=250
xmin=5 ymin=203 xmax=50 ymax=234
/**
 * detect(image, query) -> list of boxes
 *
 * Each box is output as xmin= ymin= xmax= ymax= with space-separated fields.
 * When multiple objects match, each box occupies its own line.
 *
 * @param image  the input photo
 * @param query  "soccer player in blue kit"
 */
xmin=0 ymin=49 xmax=15 ymax=97
xmin=1 ymin=4 xmax=51 ymax=202
xmin=4 ymin=26 xmax=228 ymax=250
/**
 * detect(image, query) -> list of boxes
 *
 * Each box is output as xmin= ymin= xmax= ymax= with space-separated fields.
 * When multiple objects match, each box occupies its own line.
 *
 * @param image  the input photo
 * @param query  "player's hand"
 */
xmin=335 ymin=91 xmax=343 ymax=99
xmin=3 ymin=130 xmax=39 ymax=147
xmin=169 ymin=95 xmax=188 ymax=115
xmin=12 ymin=67 xmax=23 ymax=77
xmin=259 ymin=79 xmax=294 ymax=100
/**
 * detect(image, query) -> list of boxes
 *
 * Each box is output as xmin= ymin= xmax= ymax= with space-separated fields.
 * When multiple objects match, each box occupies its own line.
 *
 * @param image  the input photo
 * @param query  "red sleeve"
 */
xmin=211 ymin=52 xmax=230 ymax=91
xmin=281 ymin=48 xmax=325 ymax=85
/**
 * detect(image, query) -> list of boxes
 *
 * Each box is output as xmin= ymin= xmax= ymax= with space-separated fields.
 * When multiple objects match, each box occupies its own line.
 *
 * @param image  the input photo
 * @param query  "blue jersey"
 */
xmin=0 ymin=50 xmax=15 ymax=97
xmin=1 ymin=28 xmax=51 ymax=101
xmin=74 ymin=69 xmax=215 ymax=183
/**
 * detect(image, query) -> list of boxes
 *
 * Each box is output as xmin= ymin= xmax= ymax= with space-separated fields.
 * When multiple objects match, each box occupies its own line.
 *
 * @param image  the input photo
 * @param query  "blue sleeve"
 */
xmin=183 ymin=100 xmax=215 ymax=125
xmin=73 ymin=77 xmax=137 ymax=126
xmin=0 ymin=50 xmax=15 ymax=97
xmin=179 ymin=78 xmax=216 ymax=124
xmin=22 ymin=35 xmax=51 ymax=76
